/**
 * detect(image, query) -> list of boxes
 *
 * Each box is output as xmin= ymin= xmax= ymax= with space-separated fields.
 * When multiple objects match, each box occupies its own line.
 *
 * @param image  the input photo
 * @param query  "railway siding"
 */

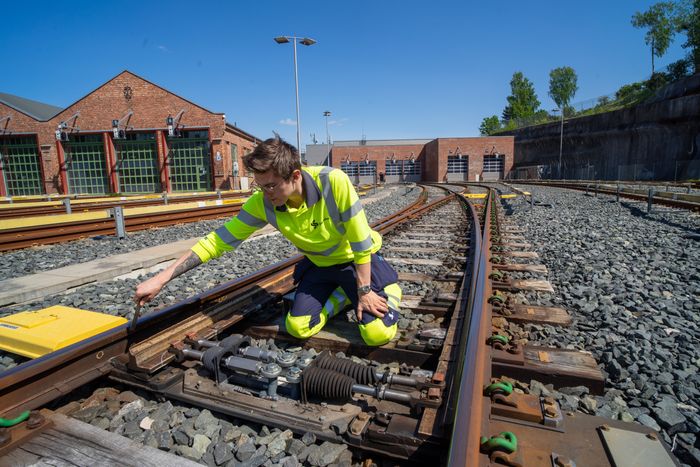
xmin=504 ymin=184 xmax=700 ymax=465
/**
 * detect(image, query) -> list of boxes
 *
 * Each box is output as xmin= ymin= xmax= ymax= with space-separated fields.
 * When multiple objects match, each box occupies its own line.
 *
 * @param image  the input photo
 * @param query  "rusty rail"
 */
xmin=0 ymin=191 xmax=252 ymax=219
xmin=447 ymin=190 xmax=493 ymax=466
xmin=0 ymin=203 xmax=245 ymax=252
xmin=514 ymin=180 xmax=700 ymax=211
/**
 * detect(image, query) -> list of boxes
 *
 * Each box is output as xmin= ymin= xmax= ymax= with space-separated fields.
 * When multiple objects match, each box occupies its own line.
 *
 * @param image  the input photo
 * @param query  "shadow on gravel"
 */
xmin=622 ymin=202 xmax=700 ymax=236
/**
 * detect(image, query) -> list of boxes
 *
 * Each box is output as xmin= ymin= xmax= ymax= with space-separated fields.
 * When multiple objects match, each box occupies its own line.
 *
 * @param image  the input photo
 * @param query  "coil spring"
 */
xmin=314 ymin=352 xmax=377 ymax=385
xmin=301 ymin=367 xmax=354 ymax=402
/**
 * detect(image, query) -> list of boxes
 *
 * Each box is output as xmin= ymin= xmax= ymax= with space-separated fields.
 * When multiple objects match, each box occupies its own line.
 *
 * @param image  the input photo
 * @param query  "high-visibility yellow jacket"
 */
xmin=191 ymin=166 xmax=382 ymax=266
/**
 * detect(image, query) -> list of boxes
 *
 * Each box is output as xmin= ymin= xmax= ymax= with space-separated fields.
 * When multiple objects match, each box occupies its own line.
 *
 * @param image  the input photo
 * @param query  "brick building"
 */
xmin=0 ymin=71 xmax=259 ymax=197
xmin=306 ymin=136 xmax=514 ymax=184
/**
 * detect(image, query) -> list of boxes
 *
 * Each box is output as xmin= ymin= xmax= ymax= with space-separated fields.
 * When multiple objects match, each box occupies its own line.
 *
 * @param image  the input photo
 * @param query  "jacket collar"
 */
xmin=276 ymin=168 xmax=321 ymax=212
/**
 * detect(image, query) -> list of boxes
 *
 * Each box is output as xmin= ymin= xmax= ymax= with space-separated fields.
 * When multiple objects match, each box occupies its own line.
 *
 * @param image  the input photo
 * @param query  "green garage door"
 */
xmin=0 ymin=136 xmax=43 ymax=196
xmin=64 ymin=134 xmax=110 ymax=195
xmin=115 ymin=133 xmax=161 ymax=193
xmin=168 ymin=130 xmax=211 ymax=192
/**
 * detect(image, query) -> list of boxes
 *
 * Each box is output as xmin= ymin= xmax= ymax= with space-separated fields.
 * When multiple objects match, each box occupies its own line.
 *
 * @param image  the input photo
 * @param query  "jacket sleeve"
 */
xmin=191 ymin=192 xmax=268 ymax=263
xmin=329 ymin=169 xmax=376 ymax=264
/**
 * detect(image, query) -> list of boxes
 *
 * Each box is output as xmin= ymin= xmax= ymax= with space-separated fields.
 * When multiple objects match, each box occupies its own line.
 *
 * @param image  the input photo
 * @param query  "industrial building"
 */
xmin=305 ymin=136 xmax=514 ymax=184
xmin=0 ymin=71 xmax=259 ymax=197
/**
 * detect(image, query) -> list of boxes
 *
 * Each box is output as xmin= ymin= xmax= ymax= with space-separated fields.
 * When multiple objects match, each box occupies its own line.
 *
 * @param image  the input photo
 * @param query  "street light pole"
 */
xmin=274 ymin=35 xmax=316 ymax=163
xmin=323 ymin=110 xmax=331 ymax=165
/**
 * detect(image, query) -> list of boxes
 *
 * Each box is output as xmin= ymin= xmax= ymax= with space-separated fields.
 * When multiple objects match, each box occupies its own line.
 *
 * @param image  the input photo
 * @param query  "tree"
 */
xmin=479 ymin=115 xmax=502 ymax=135
xmin=501 ymin=72 xmax=541 ymax=124
xmin=632 ymin=2 xmax=677 ymax=74
xmin=548 ymin=67 xmax=578 ymax=112
xmin=675 ymin=0 xmax=700 ymax=73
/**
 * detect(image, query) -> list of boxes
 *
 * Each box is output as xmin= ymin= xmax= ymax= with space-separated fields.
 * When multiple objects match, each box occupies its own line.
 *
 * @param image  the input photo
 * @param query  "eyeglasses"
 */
xmin=259 ymin=181 xmax=282 ymax=192
xmin=256 ymin=174 xmax=292 ymax=193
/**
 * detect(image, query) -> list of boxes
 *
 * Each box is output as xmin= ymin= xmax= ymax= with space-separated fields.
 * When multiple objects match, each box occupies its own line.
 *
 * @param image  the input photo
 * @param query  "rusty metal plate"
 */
xmin=507 ymin=304 xmax=572 ymax=326
xmin=600 ymin=426 xmax=676 ymax=467
xmin=510 ymin=279 xmax=554 ymax=293
xmin=502 ymin=251 xmax=539 ymax=258
xmin=493 ymin=263 xmax=548 ymax=274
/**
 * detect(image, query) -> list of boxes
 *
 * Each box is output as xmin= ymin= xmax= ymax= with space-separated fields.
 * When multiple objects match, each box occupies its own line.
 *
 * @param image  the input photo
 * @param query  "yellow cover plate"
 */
xmin=0 ymin=306 xmax=127 ymax=358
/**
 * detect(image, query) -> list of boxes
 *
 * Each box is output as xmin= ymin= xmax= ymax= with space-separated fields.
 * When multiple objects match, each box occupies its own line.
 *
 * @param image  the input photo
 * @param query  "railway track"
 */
xmin=513 ymin=180 xmax=700 ymax=211
xmin=0 ymin=184 xmax=679 ymax=466
xmin=0 ymin=202 xmax=246 ymax=252
xmin=0 ymin=191 xmax=252 ymax=220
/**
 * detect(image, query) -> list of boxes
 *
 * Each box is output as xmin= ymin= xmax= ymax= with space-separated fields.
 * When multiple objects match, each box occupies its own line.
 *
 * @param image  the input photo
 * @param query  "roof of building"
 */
xmin=331 ymin=138 xmax=433 ymax=147
xmin=0 ymin=92 xmax=64 ymax=121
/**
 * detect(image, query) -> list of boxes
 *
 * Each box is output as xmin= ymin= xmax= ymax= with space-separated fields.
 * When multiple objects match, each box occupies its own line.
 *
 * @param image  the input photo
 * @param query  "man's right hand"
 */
xmin=134 ymin=275 xmax=166 ymax=306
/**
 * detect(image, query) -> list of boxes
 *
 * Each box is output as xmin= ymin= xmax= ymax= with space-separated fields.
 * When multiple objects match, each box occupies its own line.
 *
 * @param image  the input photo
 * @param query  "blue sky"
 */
xmin=1 ymin=1 xmax=689 ymax=149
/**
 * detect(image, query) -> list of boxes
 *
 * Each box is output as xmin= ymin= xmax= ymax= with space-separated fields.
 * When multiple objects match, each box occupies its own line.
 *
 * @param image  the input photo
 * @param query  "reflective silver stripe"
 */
xmin=350 ymin=234 xmax=374 ymax=252
xmin=386 ymin=292 xmax=401 ymax=305
xmin=297 ymin=242 xmax=341 ymax=257
xmin=237 ymin=209 xmax=267 ymax=229
xmin=386 ymin=295 xmax=401 ymax=310
xmin=339 ymin=199 xmax=363 ymax=223
xmin=262 ymin=198 xmax=278 ymax=229
xmin=215 ymin=226 xmax=243 ymax=249
xmin=318 ymin=167 xmax=346 ymax=235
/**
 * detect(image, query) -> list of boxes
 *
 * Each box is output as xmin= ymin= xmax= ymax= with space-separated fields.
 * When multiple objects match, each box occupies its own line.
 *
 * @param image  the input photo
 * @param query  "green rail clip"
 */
xmin=0 ymin=410 xmax=30 ymax=428
xmin=480 ymin=431 xmax=518 ymax=454
xmin=487 ymin=334 xmax=510 ymax=345
xmin=484 ymin=381 xmax=513 ymax=397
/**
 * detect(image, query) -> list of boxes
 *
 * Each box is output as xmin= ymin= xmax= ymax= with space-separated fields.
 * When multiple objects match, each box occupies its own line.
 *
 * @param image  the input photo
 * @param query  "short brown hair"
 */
xmin=242 ymin=134 xmax=300 ymax=179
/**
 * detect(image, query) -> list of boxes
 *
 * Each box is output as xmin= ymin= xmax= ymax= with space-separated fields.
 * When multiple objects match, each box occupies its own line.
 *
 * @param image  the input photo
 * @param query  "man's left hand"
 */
xmin=356 ymin=291 xmax=388 ymax=322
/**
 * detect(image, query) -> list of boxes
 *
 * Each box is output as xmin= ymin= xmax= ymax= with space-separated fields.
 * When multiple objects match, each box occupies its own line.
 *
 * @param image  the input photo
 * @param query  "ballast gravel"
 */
xmin=503 ymin=184 xmax=700 ymax=466
xmin=0 ymin=185 xmax=422 ymax=281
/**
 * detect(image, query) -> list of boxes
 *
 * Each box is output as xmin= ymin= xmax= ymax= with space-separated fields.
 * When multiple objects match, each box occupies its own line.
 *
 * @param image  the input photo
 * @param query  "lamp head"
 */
xmin=299 ymin=37 xmax=316 ymax=46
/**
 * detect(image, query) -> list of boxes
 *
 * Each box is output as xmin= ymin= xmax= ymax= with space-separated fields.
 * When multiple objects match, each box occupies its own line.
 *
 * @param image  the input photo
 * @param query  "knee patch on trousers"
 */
xmin=359 ymin=320 xmax=398 ymax=346
xmin=285 ymin=312 xmax=327 ymax=339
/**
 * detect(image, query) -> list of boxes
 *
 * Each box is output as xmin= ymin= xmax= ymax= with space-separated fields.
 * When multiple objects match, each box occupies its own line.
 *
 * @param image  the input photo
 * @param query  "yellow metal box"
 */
xmin=0 ymin=306 xmax=127 ymax=358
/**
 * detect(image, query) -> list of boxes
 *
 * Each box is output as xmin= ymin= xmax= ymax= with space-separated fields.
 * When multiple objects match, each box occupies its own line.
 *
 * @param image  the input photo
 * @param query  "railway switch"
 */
xmin=172 ymin=337 xmax=440 ymax=410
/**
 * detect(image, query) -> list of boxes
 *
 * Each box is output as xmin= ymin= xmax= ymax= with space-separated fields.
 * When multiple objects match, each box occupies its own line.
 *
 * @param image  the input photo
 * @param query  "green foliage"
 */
xmin=666 ymin=57 xmax=693 ymax=79
xmin=479 ymin=115 xmax=502 ymax=136
xmin=502 ymin=72 xmax=541 ymax=124
xmin=674 ymin=0 xmax=700 ymax=72
xmin=631 ymin=2 xmax=677 ymax=74
xmin=615 ymin=82 xmax=648 ymax=104
xmin=548 ymin=67 xmax=578 ymax=110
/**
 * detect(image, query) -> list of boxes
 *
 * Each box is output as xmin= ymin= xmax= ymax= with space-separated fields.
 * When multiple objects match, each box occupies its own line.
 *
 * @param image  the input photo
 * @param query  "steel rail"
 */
xmin=515 ymin=180 xmax=700 ymax=211
xmin=0 ymin=203 xmax=245 ymax=252
xmin=447 ymin=190 xmax=494 ymax=467
xmin=0 ymin=185 xmax=448 ymax=418
xmin=0 ymin=191 xmax=252 ymax=219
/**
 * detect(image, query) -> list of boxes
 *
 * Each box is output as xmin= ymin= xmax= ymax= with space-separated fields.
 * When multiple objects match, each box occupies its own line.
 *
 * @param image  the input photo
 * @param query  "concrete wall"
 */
xmin=507 ymin=74 xmax=700 ymax=181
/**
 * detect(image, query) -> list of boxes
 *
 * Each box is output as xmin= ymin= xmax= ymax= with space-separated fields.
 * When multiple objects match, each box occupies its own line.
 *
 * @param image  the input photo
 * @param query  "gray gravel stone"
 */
xmin=301 ymin=432 xmax=316 ymax=446
xmin=306 ymin=441 xmax=348 ymax=466
xmin=237 ymin=440 xmax=257 ymax=462
xmin=214 ymin=440 xmax=235 ymax=465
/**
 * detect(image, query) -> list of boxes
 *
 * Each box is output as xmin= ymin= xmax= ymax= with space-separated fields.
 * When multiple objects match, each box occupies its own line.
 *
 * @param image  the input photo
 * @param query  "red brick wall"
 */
xmin=330 ymin=144 xmax=426 ymax=175
xmin=328 ymin=137 xmax=514 ymax=182
xmin=434 ymin=137 xmax=515 ymax=182
xmin=1 ymin=71 xmax=257 ymax=194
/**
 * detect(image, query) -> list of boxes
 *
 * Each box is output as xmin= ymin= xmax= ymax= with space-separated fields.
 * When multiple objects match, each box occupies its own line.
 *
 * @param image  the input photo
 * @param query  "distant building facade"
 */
xmin=306 ymin=136 xmax=515 ymax=184
xmin=0 ymin=71 xmax=259 ymax=197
